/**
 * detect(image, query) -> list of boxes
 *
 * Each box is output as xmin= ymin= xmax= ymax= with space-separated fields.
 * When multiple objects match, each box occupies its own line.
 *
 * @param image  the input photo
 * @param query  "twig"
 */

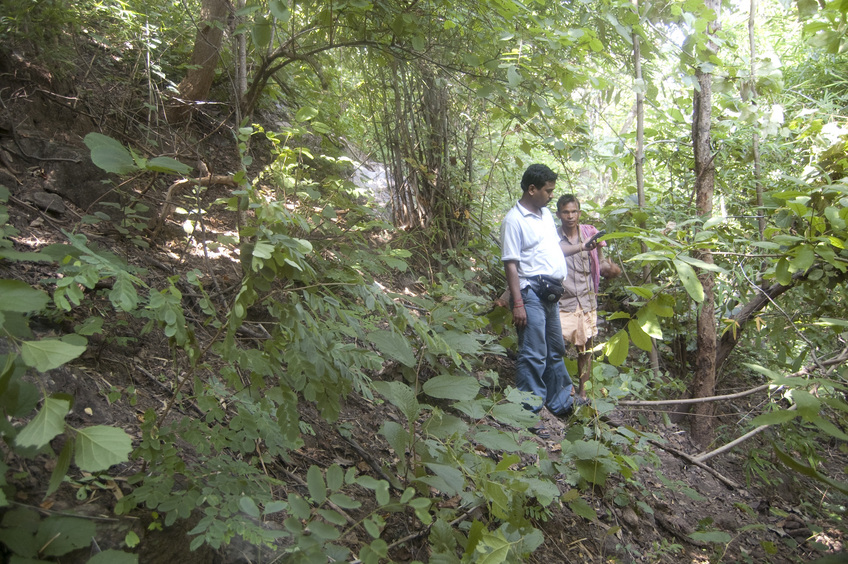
xmin=648 ymin=440 xmax=740 ymax=489
xmin=618 ymin=384 xmax=770 ymax=406
xmin=693 ymin=405 xmax=798 ymax=464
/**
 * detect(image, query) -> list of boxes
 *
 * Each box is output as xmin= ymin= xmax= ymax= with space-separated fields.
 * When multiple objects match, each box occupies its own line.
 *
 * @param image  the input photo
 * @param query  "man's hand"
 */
xmin=512 ymin=303 xmax=528 ymax=328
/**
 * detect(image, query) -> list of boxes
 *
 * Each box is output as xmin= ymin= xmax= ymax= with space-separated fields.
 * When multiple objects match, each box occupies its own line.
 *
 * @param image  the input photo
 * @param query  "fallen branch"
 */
xmin=618 ymin=384 xmax=770 ymax=406
xmin=693 ymin=405 xmax=798 ymax=464
xmin=648 ymin=440 xmax=740 ymax=489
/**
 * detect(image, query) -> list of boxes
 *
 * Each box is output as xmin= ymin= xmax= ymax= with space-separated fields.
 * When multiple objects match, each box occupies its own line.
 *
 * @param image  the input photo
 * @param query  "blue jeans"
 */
xmin=515 ymin=285 xmax=574 ymax=416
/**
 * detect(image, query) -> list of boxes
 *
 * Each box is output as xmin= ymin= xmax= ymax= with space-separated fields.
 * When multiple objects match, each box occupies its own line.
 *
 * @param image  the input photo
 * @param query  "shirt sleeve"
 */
xmin=500 ymin=214 xmax=522 ymax=262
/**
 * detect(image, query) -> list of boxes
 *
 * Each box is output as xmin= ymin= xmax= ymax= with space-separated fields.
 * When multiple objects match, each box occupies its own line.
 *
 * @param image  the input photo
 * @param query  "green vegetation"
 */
xmin=0 ymin=0 xmax=846 ymax=561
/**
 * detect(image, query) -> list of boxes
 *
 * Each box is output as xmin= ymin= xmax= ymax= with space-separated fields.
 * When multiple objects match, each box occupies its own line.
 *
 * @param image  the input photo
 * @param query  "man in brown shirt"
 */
xmin=556 ymin=195 xmax=620 ymax=401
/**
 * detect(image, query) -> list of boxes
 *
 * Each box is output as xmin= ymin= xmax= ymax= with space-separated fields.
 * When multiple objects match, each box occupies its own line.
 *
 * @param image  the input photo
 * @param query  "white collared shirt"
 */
xmin=501 ymin=202 xmax=567 ymax=288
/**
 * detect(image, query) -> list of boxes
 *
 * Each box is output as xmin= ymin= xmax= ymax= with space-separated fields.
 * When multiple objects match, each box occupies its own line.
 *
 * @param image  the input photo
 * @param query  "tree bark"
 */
xmin=690 ymin=0 xmax=722 ymax=447
xmin=749 ymin=0 xmax=766 ymax=240
xmin=167 ymin=0 xmax=231 ymax=122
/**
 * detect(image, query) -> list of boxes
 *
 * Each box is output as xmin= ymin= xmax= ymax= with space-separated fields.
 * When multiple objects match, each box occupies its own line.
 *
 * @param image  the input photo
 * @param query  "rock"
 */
xmin=24 ymin=190 xmax=66 ymax=213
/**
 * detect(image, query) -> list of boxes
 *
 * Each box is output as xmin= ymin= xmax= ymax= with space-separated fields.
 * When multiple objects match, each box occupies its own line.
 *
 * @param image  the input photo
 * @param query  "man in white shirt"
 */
xmin=501 ymin=164 xmax=575 ymax=434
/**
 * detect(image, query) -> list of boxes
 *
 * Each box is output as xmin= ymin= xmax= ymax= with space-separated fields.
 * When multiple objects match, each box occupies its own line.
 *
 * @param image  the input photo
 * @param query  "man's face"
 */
xmin=557 ymin=201 xmax=581 ymax=227
xmin=528 ymin=181 xmax=556 ymax=209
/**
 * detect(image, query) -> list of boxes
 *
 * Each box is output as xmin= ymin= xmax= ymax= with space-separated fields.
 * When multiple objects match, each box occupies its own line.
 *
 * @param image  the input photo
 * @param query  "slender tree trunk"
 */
xmin=632 ymin=0 xmax=660 ymax=378
xmin=168 ymin=0 xmax=230 ymax=122
xmin=690 ymin=0 xmax=722 ymax=447
xmin=749 ymin=0 xmax=766 ymax=240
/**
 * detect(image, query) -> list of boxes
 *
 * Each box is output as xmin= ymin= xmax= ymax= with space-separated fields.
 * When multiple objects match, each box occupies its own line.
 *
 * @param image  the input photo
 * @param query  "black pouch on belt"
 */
xmin=532 ymin=275 xmax=564 ymax=303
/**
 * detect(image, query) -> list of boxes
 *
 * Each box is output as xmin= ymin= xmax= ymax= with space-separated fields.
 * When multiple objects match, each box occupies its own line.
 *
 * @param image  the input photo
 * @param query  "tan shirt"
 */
xmin=559 ymin=229 xmax=597 ymax=312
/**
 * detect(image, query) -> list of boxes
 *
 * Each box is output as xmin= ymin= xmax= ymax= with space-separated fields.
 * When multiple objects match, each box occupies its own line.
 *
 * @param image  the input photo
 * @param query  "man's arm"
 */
xmin=504 ymin=260 xmax=527 ymax=328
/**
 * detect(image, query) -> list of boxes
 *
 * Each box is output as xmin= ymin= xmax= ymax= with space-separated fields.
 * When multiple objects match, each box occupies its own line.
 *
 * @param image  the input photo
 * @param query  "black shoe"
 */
xmin=529 ymin=424 xmax=551 ymax=439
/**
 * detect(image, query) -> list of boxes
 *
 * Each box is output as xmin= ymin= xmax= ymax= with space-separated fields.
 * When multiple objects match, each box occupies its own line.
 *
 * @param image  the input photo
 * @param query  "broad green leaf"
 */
xmin=264 ymin=500 xmax=287 ymax=515
xmin=74 ymin=425 xmax=132 ymax=472
xmin=636 ymin=309 xmax=663 ymax=339
xmin=307 ymin=465 xmax=327 ymax=504
xmin=239 ymin=496 xmax=260 ymax=518
xmin=21 ymin=339 xmax=86 ymax=372
xmin=295 ymin=106 xmax=319 ymax=122
xmin=625 ymin=285 xmax=653 ymax=299
xmin=87 ymin=549 xmax=139 ymax=564
xmin=252 ymin=17 xmax=272 ymax=48
xmin=676 ymin=254 xmax=726 ymax=273
xmin=326 ymin=464 xmax=344 ymax=491
xmin=791 ymin=390 xmax=821 ymax=417
xmin=372 ymin=381 xmax=420 ymax=422
xmin=775 ymin=257 xmax=791 ymax=286
xmin=476 ymin=532 xmax=510 ymax=564
xmin=673 ymin=259 xmax=704 ymax=302
xmin=490 ymin=401 xmax=537 ymax=428
xmin=604 ymin=329 xmax=629 ymax=366
xmin=423 ymin=463 xmax=465 ymax=496
xmin=146 ymin=157 xmax=192 ymax=175
xmin=15 ymin=397 xmax=70 ymax=448
xmin=472 ymin=428 xmax=521 ymax=452
xmin=0 ymin=280 xmax=49 ymax=313
xmin=84 ymin=133 xmax=136 ymax=175
xmin=627 ymin=319 xmax=653 ymax=352
xmin=36 ymin=516 xmax=96 ymax=556
xmin=329 ymin=493 xmax=362 ymax=509
xmin=750 ymin=409 xmax=798 ymax=426
xmin=269 ymin=0 xmax=290 ymax=21
xmin=368 ymin=330 xmax=416 ymax=367
xmin=423 ymin=374 xmax=480 ymax=401
xmin=790 ymin=245 xmax=815 ymax=271
xmin=568 ymin=497 xmax=597 ymax=520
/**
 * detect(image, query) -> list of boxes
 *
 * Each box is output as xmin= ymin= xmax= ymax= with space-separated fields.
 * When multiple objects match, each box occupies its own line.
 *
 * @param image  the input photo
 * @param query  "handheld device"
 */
xmin=584 ymin=229 xmax=606 ymax=248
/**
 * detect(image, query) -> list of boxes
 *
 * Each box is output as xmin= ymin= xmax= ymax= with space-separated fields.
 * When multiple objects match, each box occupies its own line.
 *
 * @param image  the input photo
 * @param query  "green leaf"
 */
xmin=568 ymin=497 xmax=597 ymax=520
xmin=46 ymin=437 xmax=73 ymax=498
xmin=239 ymin=496 xmax=260 ymax=518
xmin=326 ymin=464 xmax=343 ymax=491
xmin=295 ymin=106 xmax=319 ymax=122
xmin=87 ymin=549 xmax=139 ymax=564
xmin=627 ymin=319 xmax=653 ymax=352
xmin=676 ymin=254 xmax=726 ymax=273
xmin=0 ymin=280 xmax=49 ymax=313
xmin=307 ymin=465 xmax=327 ymax=504
xmin=790 ymin=245 xmax=816 ymax=271
xmin=750 ymin=409 xmax=798 ymax=426
xmin=15 ymin=397 xmax=70 ymax=448
xmin=21 ymin=339 xmax=86 ymax=372
xmin=37 ymin=516 xmax=96 ymax=556
xmin=146 ymin=157 xmax=192 ymax=176
xmin=252 ymin=16 xmax=272 ymax=48
xmin=74 ymin=426 xmax=132 ymax=472
xmin=84 ymin=133 xmax=136 ymax=175
xmin=604 ymin=330 xmax=629 ymax=366
xmin=269 ymin=0 xmax=290 ymax=21
xmin=423 ymin=374 xmax=480 ymax=401
xmin=673 ymin=259 xmax=704 ymax=302
xmin=372 ymin=381 xmax=420 ymax=422
xmin=329 ymin=493 xmax=362 ymax=509
xmin=368 ymin=330 xmax=416 ymax=367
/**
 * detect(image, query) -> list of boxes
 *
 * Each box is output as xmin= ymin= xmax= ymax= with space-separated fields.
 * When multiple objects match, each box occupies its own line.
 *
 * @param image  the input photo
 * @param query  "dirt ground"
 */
xmin=0 ymin=45 xmax=846 ymax=563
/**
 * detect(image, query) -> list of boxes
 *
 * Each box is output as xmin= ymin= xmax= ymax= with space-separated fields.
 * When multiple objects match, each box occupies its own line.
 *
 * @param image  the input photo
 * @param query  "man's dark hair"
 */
xmin=521 ymin=164 xmax=558 ymax=192
xmin=557 ymin=194 xmax=580 ymax=211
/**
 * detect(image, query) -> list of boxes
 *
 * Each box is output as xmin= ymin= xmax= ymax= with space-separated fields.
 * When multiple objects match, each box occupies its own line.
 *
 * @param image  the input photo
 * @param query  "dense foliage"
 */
xmin=0 ymin=0 xmax=846 ymax=561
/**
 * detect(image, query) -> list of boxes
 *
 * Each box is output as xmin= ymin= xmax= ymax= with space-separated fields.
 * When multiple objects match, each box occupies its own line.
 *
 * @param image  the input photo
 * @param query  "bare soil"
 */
xmin=0 ymin=44 xmax=846 ymax=563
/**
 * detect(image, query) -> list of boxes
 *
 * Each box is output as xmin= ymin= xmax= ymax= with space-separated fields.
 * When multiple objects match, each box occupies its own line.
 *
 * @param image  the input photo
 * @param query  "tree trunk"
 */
xmin=167 ymin=0 xmax=230 ymax=123
xmin=690 ymin=0 xmax=721 ymax=448
xmin=632 ymin=0 xmax=661 ymax=379
xmin=749 ymin=0 xmax=766 ymax=240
